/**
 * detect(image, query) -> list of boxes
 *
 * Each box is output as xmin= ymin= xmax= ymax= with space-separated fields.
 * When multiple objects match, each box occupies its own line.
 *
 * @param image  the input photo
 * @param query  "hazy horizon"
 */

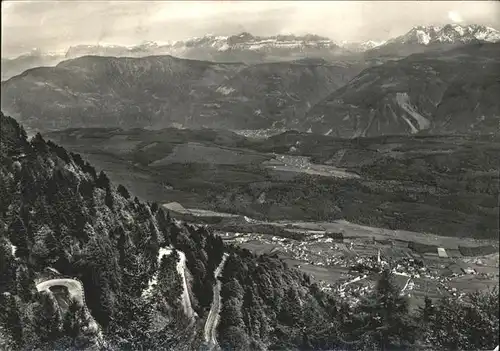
xmin=2 ymin=0 xmax=500 ymax=58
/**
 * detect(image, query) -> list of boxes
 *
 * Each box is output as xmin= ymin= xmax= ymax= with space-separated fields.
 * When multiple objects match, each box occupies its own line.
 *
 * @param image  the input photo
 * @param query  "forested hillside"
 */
xmin=0 ymin=111 xmax=225 ymax=349
xmin=0 ymin=112 xmax=498 ymax=350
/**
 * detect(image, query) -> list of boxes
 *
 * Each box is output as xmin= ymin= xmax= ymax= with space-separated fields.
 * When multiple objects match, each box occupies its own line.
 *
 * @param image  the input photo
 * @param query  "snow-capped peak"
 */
xmin=416 ymin=30 xmax=431 ymax=45
xmin=340 ymin=40 xmax=387 ymax=52
xmin=56 ymin=33 xmax=349 ymax=60
xmin=466 ymin=24 xmax=500 ymax=42
xmin=390 ymin=24 xmax=500 ymax=45
xmin=365 ymin=40 xmax=387 ymax=47
xmin=170 ymin=32 xmax=342 ymax=52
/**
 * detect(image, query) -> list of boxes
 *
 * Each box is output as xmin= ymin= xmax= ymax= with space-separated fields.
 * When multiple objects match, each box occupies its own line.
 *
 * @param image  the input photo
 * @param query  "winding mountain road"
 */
xmin=35 ymin=278 xmax=100 ymax=335
xmin=204 ymin=253 xmax=229 ymax=350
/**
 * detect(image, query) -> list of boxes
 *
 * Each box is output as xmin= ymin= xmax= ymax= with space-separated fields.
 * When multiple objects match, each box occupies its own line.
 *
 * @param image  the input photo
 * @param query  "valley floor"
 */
xmin=168 ymin=204 xmax=499 ymax=308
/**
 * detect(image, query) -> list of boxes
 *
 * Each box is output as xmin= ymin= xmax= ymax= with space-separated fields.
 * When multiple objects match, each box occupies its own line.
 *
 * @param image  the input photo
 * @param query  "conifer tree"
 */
xmin=157 ymin=251 xmax=183 ymax=304
xmin=96 ymin=171 xmax=110 ymax=189
xmin=105 ymin=187 xmax=114 ymax=209
xmin=117 ymin=184 xmax=130 ymax=199
xmin=352 ymin=269 xmax=415 ymax=350
xmin=0 ymin=293 xmax=23 ymax=347
xmin=34 ymin=292 xmax=62 ymax=344
xmin=9 ymin=216 xmax=30 ymax=259
xmin=0 ymin=239 xmax=17 ymax=294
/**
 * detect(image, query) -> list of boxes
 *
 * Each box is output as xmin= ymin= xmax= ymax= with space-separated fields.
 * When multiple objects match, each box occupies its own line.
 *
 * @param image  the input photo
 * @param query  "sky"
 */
xmin=2 ymin=0 xmax=500 ymax=57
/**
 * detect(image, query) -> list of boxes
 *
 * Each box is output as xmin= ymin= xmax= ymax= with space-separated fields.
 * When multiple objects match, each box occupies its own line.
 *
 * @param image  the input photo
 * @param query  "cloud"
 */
xmin=448 ymin=11 xmax=464 ymax=23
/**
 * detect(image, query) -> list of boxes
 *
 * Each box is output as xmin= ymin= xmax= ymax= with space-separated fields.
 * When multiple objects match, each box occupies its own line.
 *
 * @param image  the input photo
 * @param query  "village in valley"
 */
xmin=213 ymin=223 xmax=499 ymax=308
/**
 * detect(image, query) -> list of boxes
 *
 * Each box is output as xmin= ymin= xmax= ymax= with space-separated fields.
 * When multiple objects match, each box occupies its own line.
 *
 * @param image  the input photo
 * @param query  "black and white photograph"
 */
xmin=1 ymin=1 xmax=499 ymax=350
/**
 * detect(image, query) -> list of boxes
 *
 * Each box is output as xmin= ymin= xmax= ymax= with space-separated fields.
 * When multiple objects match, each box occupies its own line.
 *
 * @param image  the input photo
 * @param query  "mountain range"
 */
xmin=66 ymin=32 xmax=349 ymax=63
xmin=1 ymin=18 xmax=499 ymax=351
xmin=389 ymin=24 xmax=500 ymax=45
xmin=304 ymin=42 xmax=500 ymax=137
xmin=2 ymin=33 xmax=351 ymax=81
xmin=0 ymin=55 xmax=364 ymax=131
xmin=363 ymin=24 xmax=500 ymax=60
xmin=2 ymin=24 xmax=499 ymax=81
xmin=2 ymin=41 xmax=499 ymax=137
xmin=1 ymin=50 xmax=65 ymax=81
xmin=58 ymin=25 xmax=500 ymax=62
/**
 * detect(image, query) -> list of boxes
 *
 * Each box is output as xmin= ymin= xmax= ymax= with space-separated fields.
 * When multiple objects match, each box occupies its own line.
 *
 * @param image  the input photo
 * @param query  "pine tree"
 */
xmin=117 ymin=184 xmax=130 ymax=199
xmin=170 ymin=222 xmax=181 ymax=246
xmin=155 ymin=208 xmax=171 ymax=246
xmin=30 ymin=133 xmax=48 ymax=153
xmin=96 ymin=171 xmax=110 ymax=189
xmin=83 ymin=161 xmax=97 ymax=179
xmin=157 ymin=251 xmax=183 ymax=304
xmin=105 ymin=187 xmax=114 ymax=209
xmin=34 ymin=292 xmax=62 ymax=344
xmin=63 ymin=299 xmax=81 ymax=342
xmin=0 ymin=293 xmax=23 ymax=347
xmin=354 ymin=269 xmax=415 ymax=350
xmin=150 ymin=202 xmax=158 ymax=214
xmin=70 ymin=152 xmax=85 ymax=168
xmin=0 ymin=239 xmax=16 ymax=294
xmin=416 ymin=296 xmax=436 ymax=348
xmin=17 ymin=266 xmax=34 ymax=301
xmin=278 ymin=287 xmax=303 ymax=327
xmin=421 ymin=296 xmax=435 ymax=324
xmin=9 ymin=216 xmax=30 ymax=258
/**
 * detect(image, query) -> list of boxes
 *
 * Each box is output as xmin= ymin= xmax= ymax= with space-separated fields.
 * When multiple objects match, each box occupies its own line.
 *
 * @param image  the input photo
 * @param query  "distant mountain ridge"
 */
xmin=2 ymin=24 xmax=499 ymax=80
xmin=2 ymin=42 xmax=499 ymax=136
xmin=1 ymin=50 xmax=65 ymax=81
xmin=1 ymin=32 xmax=354 ymax=81
xmin=364 ymin=24 xmax=500 ymax=60
xmin=2 ymin=26 xmax=499 ymax=137
xmin=340 ymin=40 xmax=387 ymax=52
xmin=387 ymin=24 xmax=500 ymax=45
xmin=63 ymin=25 xmax=500 ymax=60
xmin=64 ymin=32 xmax=352 ymax=64
xmin=1 ymin=54 xmax=362 ymax=131
xmin=304 ymin=42 xmax=500 ymax=137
